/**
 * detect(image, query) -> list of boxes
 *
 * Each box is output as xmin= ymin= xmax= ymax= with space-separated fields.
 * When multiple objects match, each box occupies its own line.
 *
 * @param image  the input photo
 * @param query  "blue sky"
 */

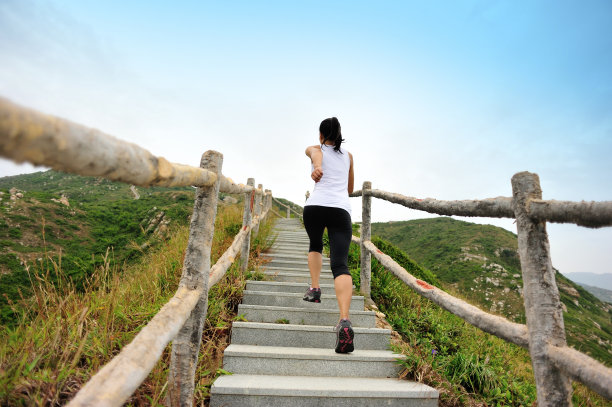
xmin=1 ymin=0 xmax=611 ymax=276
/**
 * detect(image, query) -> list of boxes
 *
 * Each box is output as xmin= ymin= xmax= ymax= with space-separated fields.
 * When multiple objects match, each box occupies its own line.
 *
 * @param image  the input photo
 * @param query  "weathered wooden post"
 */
xmin=264 ymin=189 xmax=271 ymax=213
xmin=166 ymin=151 xmax=223 ymax=407
xmin=253 ymin=184 xmax=263 ymax=235
xmin=286 ymin=204 xmax=290 ymax=218
xmin=240 ymin=178 xmax=255 ymax=272
xmin=360 ymin=181 xmax=372 ymax=298
xmin=511 ymin=172 xmax=572 ymax=406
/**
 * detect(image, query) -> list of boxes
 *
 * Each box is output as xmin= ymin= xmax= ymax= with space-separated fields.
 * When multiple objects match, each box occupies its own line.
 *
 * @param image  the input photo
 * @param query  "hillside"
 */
xmin=575 ymin=283 xmax=612 ymax=304
xmin=372 ymin=217 xmax=612 ymax=367
xmin=0 ymin=170 xmax=289 ymax=326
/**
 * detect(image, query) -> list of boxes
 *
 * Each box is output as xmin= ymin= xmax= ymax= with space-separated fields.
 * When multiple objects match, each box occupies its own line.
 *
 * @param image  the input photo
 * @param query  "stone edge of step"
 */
xmin=232 ymin=321 xmax=391 ymax=335
xmin=224 ymin=344 xmax=404 ymax=362
xmin=238 ymin=304 xmax=375 ymax=316
xmin=243 ymin=290 xmax=363 ymax=301
xmin=211 ymin=374 xmax=440 ymax=398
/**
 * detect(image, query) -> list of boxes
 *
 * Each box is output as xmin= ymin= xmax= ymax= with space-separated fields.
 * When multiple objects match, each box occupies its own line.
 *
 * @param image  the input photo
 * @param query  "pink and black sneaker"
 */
xmin=335 ymin=318 xmax=354 ymax=353
xmin=303 ymin=287 xmax=321 ymax=303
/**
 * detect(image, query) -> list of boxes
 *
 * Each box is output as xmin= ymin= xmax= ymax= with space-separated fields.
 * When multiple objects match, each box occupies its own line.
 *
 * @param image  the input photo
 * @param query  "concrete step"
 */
xmin=265 ymin=250 xmax=310 ymax=257
xmin=262 ymin=271 xmax=334 ymax=283
xmin=269 ymin=246 xmax=310 ymax=253
xmin=246 ymin=280 xmax=336 ymax=293
xmin=211 ymin=375 xmax=439 ymax=407
xmin=270 ymin=236 xmax=309 ymax=241
xmin=242 ymin=290 xmax=364 ymax=311
xmin=222 ymin=345 xmax=404 ymax=378
xmin=266 ymin=247 xmax=310 ymax=252
xmin=262 ymin=253 xmax=330 ymax=264
xmin=231 ymin=321 xmax=391 ymax=350
xmin=265 ymin=260 xmax=332 ymax=270
xmin=262 ymin=266 xmax=333 ymax=277
xmin=238 ymin=304 xmax=376 ymax=328
xmin=269 ymin=242 xmax=310 ymax=248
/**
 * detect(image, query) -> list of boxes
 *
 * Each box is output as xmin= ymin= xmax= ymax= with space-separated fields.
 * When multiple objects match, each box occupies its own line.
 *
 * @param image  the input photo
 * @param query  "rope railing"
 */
xmin=0 ymin=97 xmax=278 ymax=407
xmin=352 ymin=175 xmax=612 ymax=406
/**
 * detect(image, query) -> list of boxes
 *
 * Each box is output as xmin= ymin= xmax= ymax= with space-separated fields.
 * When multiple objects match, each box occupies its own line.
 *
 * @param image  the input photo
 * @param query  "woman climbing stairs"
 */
xmin=210 ymin=217 xmax=439 ymax=406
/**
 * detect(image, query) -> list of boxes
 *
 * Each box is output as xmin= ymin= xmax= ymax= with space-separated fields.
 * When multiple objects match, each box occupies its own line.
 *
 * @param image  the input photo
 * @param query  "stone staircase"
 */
xmin=210 ymin=217 xmax=439 ymax=406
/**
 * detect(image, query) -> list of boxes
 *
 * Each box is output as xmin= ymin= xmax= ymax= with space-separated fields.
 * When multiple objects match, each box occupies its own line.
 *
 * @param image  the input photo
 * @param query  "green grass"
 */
xmin=0 ymin=170 xmax=203 ymax=325
xmin=372 ymin=217 xmax=612 ymax=367
xmin=0 ymin=202 xmax=277 ymax=406
xmin=344 ymin=234 xmax=611 ymax=406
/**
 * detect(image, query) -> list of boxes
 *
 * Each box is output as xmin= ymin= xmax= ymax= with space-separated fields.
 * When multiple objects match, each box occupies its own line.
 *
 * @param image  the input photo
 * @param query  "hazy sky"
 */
xmin=1 ymin=1 xmax=611 ymax=276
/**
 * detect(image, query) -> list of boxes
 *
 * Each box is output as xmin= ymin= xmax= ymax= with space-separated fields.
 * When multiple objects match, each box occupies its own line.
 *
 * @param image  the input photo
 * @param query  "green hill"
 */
xmin=0 ymin=170 xmax=291 ymax=326
xmin=0 ymin=170 xmax=200 ymax=325
xmin=372 ymin=217 xmax=612 ymax=367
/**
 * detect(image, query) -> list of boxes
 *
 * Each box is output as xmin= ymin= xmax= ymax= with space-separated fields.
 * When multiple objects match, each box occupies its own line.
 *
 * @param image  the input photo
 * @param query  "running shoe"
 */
xmin=303 ymin=287 xmax=321 ymax=303
xmin=335 ymin=318 xmax=354 ymax=353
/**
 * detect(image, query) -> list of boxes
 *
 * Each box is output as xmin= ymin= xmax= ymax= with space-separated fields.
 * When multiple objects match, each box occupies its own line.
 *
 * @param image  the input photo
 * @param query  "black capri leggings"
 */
xmin=303 ymin=205 xmax=352 ymax=279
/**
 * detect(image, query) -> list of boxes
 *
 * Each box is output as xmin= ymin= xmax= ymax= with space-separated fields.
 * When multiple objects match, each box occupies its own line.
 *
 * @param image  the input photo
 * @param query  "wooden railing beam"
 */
xmin=529 ymin=199 xmax=612 ymax=228
xmin=355 ymin=237 xmax=530 ymax=349
xmin=368 ymin=189 xmax=515 ymax=219
xmin=546 ymin=344 xmax=612 ymax=400
xmin=0 ymin=97 xmax=217 ymax=188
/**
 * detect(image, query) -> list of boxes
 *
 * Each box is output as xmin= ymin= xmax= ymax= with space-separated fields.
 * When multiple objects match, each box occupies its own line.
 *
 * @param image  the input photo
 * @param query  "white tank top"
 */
xmin=305 ymin=144 xmax=352 ymax=215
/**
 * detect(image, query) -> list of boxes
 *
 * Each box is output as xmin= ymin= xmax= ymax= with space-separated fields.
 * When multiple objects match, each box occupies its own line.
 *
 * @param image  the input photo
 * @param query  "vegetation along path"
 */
xmin=210 ymin=217 xmax=439 ymax=406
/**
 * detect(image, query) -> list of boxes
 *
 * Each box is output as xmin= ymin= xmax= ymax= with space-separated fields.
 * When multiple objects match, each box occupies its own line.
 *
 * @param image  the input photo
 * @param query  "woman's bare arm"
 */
xmin=305 ymin=145 xmax=323 ymax=182
xmin=348 ymin=152 xmax=354 ymax=194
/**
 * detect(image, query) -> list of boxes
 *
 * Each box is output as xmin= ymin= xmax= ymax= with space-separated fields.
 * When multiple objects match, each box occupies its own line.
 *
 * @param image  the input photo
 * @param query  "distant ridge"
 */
xmin=563 ymin=272 xmax=612 ymax=291
xmin=574 ymin=283 xmax=612 ymax=304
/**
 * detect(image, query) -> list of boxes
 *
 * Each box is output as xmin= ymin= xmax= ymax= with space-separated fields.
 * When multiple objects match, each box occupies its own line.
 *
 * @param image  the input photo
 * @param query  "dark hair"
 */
xmin=319 ymin=117 xmax=344 ymax=153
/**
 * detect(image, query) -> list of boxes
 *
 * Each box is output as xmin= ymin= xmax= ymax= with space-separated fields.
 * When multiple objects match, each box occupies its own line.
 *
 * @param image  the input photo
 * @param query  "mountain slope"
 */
xmin=372 ymin=217 xmax=612 ymax=367
xmin=0 ymin=170 xmax=200 ymax=325
xmin=574 ymin=283 xmax=612 ymax=304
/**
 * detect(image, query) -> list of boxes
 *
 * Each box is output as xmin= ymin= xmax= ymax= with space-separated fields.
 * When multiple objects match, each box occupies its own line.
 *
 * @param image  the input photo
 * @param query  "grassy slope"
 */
xmin=0 ymin=170 xmax=200 ymax=325
xmin=0 ymin=201 xmax=277 ymax=406
xmin=346 ymin=233 xmax=611 ymax=406
xmin=371 ymin=217 xmax=612 ymax=367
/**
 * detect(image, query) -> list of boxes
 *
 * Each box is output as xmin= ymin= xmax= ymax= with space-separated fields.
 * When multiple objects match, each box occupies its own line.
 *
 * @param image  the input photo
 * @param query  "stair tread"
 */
xmin=243 ymin=290 xmax=363 ymax=300
xmin=239 ymin=304 xmax=375 ymax=316
xmin=232 ymin=321 xmax=390 ymax=334
xmin=212 ymin=374 xmax=438 ymax=398
xmin=225 ymin=344 xmax=403 ymax=361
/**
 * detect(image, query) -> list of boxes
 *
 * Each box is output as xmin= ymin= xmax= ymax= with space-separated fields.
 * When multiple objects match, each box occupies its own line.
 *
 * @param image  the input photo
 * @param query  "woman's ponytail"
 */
xmin=319 ymin=117 xmax=345 ymax=153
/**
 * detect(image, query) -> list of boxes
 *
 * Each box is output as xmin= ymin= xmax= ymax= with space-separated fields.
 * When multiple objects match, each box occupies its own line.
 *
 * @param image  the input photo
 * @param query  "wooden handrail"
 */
xmin=272 ymin=196 xmax=303 ymax=218
xmin=352 ymin=176 xmax=612 ymax=405
xmin=0 ymin=97 xmax=218 ymax=188
xmin=0 ymin=97 xmax=281 ymax=406
xmin=68 ymin=180 xmax=272 ymax=407
xmin=353 ymin=236 xmax=530 ymax=349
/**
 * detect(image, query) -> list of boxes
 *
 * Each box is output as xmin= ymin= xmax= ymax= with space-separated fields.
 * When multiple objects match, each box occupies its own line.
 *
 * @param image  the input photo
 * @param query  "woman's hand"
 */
xmin=305 ymin=145 xmax=323 ymax=182
xmin=311 ymin=166 xmax=323 ymax=182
